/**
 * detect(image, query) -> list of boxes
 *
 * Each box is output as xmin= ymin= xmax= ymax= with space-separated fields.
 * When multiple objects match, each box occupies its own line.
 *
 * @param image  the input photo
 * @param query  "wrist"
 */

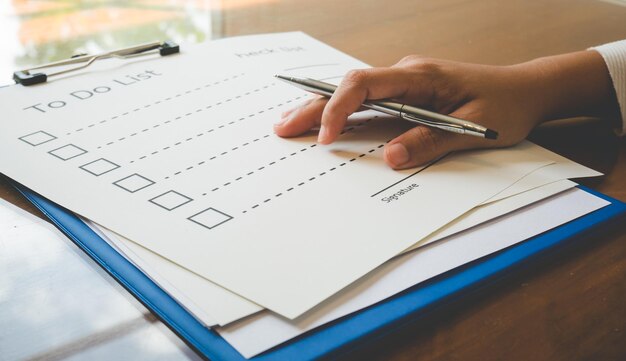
xmin=511 ymin=50 xmax=619 ymax=124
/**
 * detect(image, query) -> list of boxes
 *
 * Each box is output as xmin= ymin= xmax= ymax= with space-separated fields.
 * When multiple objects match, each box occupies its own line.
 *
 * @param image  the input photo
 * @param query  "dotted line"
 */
xmin=129 ymin=94 xmax=304 ymax=164
xmin=202 ymin=143 xmax=318 ymax=194
xmin=241 ymin=140 xmax=390 ymax=214
xmin=202 ymin=116 xmax=378 ymax=194
xmin=65 ymin=73 xmax=246 ymax=136
xmin=97 ymin=82 xmax=277 ymax=149
xmin=339 ymin=116 xmax=378 ymax=135
xmin=164 ymin=134 xmax=272 ymax=179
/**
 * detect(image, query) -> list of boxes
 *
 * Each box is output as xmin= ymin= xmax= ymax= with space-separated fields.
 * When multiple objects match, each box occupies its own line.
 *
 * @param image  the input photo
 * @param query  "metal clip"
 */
xmin=13 ymin=41 xmax=180 ymax=86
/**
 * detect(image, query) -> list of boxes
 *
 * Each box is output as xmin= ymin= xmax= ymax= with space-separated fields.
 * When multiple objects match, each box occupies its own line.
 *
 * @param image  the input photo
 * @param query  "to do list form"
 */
xmin=0 ymin=32 xmax=551 ymax=318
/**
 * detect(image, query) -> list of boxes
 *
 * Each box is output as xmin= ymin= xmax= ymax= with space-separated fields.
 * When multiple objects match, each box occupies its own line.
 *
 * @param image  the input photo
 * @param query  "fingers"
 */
xmin=276 ymin=63 xmax=445 ymax=144
xmin=273 ymin=97 xmax=328 ymax=137
xmin=384 ymin=127 xmax=448 ymax=169
xmin=275 ymin=67 xmax=414 ymax=142
xmin=318 ymin=67 xmax=417 ymax=144
xmin=384 ymin=126 xmax=476 ymax=169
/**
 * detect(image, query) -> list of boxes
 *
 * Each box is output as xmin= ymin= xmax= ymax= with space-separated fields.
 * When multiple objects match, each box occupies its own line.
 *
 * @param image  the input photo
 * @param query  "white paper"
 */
xmin=404 ymin=179 xmax=577 ymax=252
xmin=86 ymin=221 xmax=219 ymax=327
xmin=216 ymin=188 xmax=609 ymax=358
xmin=0 ymin=32 xmax=552 ymax=318
xmin=483 ymin=145 xmax=601 ymax=204
xmin=88 ymin=178 xmax=575 ymax=328
xmin=403 ymin=143 xmax=602 ymax=253
xmin=90 ymin=223 xmax=262 ymax=326
xmin=401 ymin=143 xmax=603 ymax=254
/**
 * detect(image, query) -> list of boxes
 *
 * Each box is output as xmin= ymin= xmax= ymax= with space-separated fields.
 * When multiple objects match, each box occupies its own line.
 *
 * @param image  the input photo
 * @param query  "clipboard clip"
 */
xmin=13 ymin=40 xmax=180 ymax=86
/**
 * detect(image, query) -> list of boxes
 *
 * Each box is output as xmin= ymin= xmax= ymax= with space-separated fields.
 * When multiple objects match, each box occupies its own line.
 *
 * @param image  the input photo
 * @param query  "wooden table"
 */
xmin=2 ymin=0 xmax=625 ymax=359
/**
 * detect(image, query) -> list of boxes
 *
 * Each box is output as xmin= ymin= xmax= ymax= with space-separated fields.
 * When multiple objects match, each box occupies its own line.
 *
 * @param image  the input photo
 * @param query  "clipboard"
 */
xmin=12 ymin=180 xmax=625 ymax=360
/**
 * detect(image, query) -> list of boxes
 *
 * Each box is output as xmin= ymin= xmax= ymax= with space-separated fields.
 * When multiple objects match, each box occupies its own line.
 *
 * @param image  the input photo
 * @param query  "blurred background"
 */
xmin=3 ymin=0 xmax=626 ymax=86
xmin=1 ymin=0 xmax=233 ymax=84
xmin=2 ymin=0 xmax=215 ymax=66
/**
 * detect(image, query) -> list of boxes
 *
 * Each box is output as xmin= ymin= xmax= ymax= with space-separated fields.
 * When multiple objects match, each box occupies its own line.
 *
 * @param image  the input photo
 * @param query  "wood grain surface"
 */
xmin=2 ymin=0 xmax=625 ymax=360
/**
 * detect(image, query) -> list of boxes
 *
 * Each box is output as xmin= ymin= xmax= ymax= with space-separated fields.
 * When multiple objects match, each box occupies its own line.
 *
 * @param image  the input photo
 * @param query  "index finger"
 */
xmin=318 ymin=67 xmax=416 ymax=144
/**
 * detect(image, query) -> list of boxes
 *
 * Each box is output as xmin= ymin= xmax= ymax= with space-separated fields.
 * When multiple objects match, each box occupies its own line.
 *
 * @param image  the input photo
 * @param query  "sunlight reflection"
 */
xmin=1 ymin=0 xmax=278 ymax=72
xmin=0 ymin=201 xmax=147 ymax=359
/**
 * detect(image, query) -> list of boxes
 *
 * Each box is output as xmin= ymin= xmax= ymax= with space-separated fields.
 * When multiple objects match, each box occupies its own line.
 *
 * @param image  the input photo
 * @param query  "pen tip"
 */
xmin=485 ymin=129 xmax=498 ymax=140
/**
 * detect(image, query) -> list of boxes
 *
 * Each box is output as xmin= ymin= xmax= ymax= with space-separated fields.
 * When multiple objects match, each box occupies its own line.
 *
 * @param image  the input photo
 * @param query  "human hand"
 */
xmin=274 ymin=51 xmax=616 ymax=169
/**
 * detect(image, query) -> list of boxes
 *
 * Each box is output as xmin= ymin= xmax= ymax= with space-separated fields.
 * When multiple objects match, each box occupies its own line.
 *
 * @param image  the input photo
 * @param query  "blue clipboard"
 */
xmin=13 ymin=182 xmax=626 ymax=361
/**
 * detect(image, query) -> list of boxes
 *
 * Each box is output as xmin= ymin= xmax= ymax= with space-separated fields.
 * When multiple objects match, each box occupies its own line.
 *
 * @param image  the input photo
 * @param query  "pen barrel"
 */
xmin=362 ymin=101 xmax=403 ymax=117
xmin=401 ymin=104 xmax=488 ymax=133
xmin=363 ymin=101 xmax=487 ymax=138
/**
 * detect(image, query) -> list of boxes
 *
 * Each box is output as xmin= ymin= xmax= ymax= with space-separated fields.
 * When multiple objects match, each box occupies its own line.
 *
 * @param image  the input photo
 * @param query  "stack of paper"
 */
xmin=0 ymin=32 xmax=607 ymax=358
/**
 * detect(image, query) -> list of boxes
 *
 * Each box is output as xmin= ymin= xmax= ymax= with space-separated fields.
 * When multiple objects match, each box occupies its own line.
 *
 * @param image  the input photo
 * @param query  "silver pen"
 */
xmin=275 ymin=75 xmax=498 ymax=139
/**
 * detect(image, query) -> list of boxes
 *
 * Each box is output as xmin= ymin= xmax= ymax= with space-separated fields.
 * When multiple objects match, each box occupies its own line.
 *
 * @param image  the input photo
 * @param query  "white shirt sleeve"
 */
xmin=592 ymin=40 xmax=626 ymax=135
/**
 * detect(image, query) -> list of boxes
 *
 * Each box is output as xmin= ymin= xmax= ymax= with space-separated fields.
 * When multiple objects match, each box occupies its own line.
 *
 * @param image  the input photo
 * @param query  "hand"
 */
xmin=274 ymin=51 xmax=616 ymax=169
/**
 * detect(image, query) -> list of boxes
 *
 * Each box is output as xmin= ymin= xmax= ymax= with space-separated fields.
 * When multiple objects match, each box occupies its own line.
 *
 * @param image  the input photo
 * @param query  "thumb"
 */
xmin=383 ymin=126 xmax=473 ymax=169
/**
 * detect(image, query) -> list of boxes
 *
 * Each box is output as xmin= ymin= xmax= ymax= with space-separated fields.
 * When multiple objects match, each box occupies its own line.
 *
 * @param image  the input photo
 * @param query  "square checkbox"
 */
xmin=188 ymin=208 xmax=232 ymax=229
xmin=113 ymin=174 xmax=154 ymax=193
xmin=19 ymin=131 xmax=56 ymax=146
xmin=48 ymin=144 xmax=87 ymax=160
xmin=149 ymin=190 xmax=193 ymax=211
xmin=80 ymin=158 xmax=120 ymax=176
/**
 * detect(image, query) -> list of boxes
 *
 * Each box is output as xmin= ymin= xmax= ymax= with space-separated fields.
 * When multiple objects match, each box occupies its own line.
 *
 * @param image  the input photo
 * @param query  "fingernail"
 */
xmin=318 ymin=125 xmax=330 ymax=143
xmin=387 ymin=143 xmax=410 ymax=166
xmin=275 ymin=107 xmax=300 ymax=126
xmin=275 ymin=112 xmax=293 ymax=127
xmin=274 ymin=117 xmax=288 ymax=126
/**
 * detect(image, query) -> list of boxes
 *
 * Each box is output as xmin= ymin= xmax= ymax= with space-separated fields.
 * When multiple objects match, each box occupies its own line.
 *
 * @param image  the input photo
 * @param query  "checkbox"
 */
xmin=19 ymin=131 xmax=56 ymax=146
xmin=113 ymin=174 xmax=155 ymax=193
xmin=48 ymin=144 xmax=87 ymax=160
xmin=149 ymin=190 xmax=193 ymax=211
xmin=188 ymin=208 xmax=233 ymax=229
xmin=80 ymin=158 xmax=120 ymax=176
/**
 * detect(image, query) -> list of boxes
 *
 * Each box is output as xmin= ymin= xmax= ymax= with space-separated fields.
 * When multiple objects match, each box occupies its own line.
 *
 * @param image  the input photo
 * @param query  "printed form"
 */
xmin=0 ymin=32 xmax=552 ymax=318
